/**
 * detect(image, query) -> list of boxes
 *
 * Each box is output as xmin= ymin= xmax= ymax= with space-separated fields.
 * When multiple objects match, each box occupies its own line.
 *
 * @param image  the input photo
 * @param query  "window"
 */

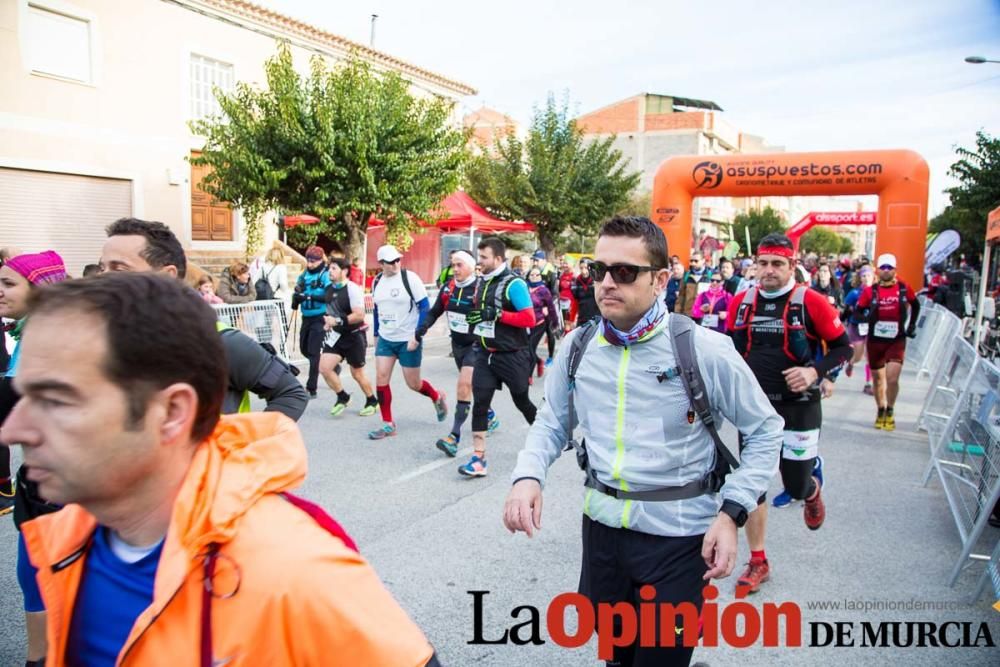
xmin=25 ymin=4 xmax=92 ymax=83
xmin=190 ymin=54 xmax=234 ymax=121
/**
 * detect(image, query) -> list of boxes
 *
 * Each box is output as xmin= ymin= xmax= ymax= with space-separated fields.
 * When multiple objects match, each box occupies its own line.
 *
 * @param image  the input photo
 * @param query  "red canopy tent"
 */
xmin=365 ymin=192 xmax=534 ymax=284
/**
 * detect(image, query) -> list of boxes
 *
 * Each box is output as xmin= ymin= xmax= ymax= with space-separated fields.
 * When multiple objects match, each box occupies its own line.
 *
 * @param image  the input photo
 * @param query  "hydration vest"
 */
xmin=730 ymin=285 xmax=814 ymax=365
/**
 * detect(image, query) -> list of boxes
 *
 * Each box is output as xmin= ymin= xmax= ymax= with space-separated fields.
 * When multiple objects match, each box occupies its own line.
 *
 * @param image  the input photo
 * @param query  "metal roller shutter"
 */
xmin=0 ymin=168 xmax=132 ymax=276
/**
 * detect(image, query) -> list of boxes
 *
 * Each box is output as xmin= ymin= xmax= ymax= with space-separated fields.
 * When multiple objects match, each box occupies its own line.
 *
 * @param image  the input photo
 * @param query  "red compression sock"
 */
xmin=418 ymin=380 xmax=439 ymax=402
xmin=376 ymin=385 xmax=393 ymax=423
xmin=751 ymin=550 xmax=767 ymax=562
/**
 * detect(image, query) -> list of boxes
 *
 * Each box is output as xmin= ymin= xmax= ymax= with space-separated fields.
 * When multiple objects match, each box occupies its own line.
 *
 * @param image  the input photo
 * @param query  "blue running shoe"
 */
xmin=458 ymin=455 xmax=488 ymax=477
xmin=771 ymin=489 xmax=793 ymax=508
xmin=813 ymin=455 xmax=825 ymax=490
xmin=436 ymin=433 xmax=459 ymax=457
xmin=368 ymin=422 xmax=397 ymax=440
xmin=487 ymin=410 xmax=501 ymax=434
xmin=545 ymin=357 xmax=554 ymax=367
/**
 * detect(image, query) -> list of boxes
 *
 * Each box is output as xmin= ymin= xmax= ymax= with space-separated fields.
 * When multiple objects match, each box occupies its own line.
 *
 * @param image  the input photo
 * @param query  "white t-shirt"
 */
xmin=373 ymin=270 xmax=428 ymax=342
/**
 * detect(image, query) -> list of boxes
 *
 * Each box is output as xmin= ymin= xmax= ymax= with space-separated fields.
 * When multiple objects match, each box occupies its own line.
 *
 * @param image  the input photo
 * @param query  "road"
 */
xmin=0 ymin=331 xmax=997 ymax=665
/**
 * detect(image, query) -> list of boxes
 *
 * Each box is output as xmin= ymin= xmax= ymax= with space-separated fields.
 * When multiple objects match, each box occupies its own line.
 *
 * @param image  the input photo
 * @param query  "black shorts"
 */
xmin=322 ymin=330 xmax=367 ymax=368
xmin=452 ymin=341 xmax=477 ymax=370
xmin=472 ymin=347 xmax=531 ymax=395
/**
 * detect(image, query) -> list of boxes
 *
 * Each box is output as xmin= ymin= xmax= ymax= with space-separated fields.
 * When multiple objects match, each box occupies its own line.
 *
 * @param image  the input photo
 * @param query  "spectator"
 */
xmin=557 ymin=257 xmax=576 ymax=330
xmin=674 ymin=254 xmax=711 ymax=317
xmin=719 ymin=258 xmax=742 ymax=295
xmin=510 ymin=255 xmax=526 ymax=278
xmin=571 ymin=260 xmax=599 ymax=324
xmin=691 ymin=273 xmax=733 ymax=332
xmin=665 ymin=262 xmax=684 ymax=312
xmin=258 ymin=247 xmax=291 ymax=306
xmin=197 ymin=275 xmax=224 ymax=305
xmin=812 ymin=262 xmax=844 ymax=309
xmin=218 ymin=261 xmax=254 ymax=304
xmin=348 ymin=257 xmax=365 ymax=286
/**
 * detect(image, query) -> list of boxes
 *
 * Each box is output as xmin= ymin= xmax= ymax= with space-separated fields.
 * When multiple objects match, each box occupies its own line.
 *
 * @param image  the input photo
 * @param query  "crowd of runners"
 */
xmin=0 ymin=214 xmax=932 ymax=666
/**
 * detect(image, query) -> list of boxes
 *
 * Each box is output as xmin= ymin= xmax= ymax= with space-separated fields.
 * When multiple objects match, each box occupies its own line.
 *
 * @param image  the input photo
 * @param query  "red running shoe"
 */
xmin=804 ymin=483 xmax=826 ymax=530
xmin=736 ymin=557 xmax=770 ymax=593
xmin=537 ymin=359 xmax=545 ymax=378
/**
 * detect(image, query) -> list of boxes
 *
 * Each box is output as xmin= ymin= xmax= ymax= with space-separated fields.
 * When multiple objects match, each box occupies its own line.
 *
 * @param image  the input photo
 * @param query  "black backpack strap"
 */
xmin=668 ymin=314 xmax=739 ymax=471
xmin=400 ymin=270 xmax=416 ymax=312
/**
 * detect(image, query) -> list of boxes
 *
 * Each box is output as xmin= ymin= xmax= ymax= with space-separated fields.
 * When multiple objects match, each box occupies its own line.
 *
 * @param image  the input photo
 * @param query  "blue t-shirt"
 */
xmin=67 ymin=528 xmax=163 ymax=666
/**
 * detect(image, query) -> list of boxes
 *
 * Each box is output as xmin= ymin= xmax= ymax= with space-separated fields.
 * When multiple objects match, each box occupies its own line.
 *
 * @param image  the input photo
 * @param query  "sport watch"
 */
xmin=719 ymin=500 xmax=748 ymax=528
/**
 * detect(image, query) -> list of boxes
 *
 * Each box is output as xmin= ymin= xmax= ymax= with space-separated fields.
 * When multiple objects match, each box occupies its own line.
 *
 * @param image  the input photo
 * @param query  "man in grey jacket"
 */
xmin=503 ymin=216 xmax=781 ymax=667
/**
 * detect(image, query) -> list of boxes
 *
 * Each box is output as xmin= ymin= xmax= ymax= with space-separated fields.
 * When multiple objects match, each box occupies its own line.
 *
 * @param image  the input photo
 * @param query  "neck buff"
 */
xmin=482 ymin=262 xmax=508 ymax=281
xmin=602 ymin=297 xmax=666 ymax=347
xmin=528 ymin=279 xmax=543 ymax=288
xmin=760 ymin=276 xmax=796 ymax=299
xmin=454 ymin=274 xmax=477 ymax=288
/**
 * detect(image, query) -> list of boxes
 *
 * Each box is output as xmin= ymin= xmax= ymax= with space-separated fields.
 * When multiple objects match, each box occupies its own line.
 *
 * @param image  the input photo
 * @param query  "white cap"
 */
xmin=376 ymin=245 xmax=402 ymax=263
xmin=876 ymin=253 xmax=897 ymax=268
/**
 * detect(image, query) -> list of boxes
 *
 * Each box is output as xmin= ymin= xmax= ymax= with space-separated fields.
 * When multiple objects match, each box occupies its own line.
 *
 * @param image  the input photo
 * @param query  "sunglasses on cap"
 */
xmin=590 ymin=261 xmax=659 ymax=284
xmin=878 ymin=264 xmax=895 ymax=271
xmin=379 ymin=258 xmax=401 ymax=265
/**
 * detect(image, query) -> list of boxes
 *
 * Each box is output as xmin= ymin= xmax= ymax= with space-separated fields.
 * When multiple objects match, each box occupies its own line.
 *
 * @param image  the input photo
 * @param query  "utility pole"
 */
xmin=370 ymin=14 xmax=378 ymax=47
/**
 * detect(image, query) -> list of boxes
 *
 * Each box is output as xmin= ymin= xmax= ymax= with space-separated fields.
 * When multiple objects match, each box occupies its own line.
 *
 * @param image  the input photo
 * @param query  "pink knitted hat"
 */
xmin=5 ymin=250 xmax=69 ymax=285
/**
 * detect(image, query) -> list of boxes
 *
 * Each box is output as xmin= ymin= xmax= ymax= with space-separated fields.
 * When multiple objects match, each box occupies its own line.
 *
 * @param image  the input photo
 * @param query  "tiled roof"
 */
xmin=195 ymin=0 xmax=477 ymax=96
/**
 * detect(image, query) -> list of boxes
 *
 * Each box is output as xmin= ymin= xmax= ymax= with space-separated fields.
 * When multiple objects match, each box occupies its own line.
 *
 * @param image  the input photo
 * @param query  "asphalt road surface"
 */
xmin=0 ymin=332 xmax=997 ymax=666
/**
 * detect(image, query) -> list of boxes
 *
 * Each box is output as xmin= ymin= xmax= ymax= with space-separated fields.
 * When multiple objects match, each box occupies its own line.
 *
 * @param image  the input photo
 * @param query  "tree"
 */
xmin=838 ymin=236 xmax=854 ymax=255
xmin=190 ymin=42 xmax=467 ymax=259
xmin=465 ymin=95 xmax=640 ymax=255
xmin=729 ymin=206 xmax=787 ymax=255
xmin=616 ymin=189 xmax=653 ymax=218
xmin=931 ymin=130 xmax=1000 ymax=261
xmin=799 ymin=226 xmax=844 ymax=256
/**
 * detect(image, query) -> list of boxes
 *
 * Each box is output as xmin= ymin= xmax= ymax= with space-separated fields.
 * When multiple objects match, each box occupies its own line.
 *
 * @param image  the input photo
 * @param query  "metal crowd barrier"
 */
xmin=909 ymin=298 xmax=963 ymax=380
xmin=212 ymin=300 xmax=293 ymax=361
xmin=916 ymin=301 xmax=1000 ymax=601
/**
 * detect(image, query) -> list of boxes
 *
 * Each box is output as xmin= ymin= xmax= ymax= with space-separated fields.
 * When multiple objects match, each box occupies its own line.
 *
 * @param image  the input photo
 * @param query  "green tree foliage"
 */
xmin=616 ymin=189 xmax=653 ymax=218
xmin=930 ymin=131 xmax=1000 ymax=261
xmin=190 ymin=42 xmax=467 ymax=259
xmin=800 ymin=226 xmax=844 ymax=256
xmin=464 ymin=95 xmax=640 ymax=255
xmin=729 ymin=206 xmax=787 ymax=254
xmin=838 ymin=236 xmax=854 ymax=255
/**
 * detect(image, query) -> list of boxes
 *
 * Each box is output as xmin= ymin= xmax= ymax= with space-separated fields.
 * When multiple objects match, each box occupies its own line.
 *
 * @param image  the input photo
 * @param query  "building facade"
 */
xmin=0 ymin=0 xmax=475 ymax=274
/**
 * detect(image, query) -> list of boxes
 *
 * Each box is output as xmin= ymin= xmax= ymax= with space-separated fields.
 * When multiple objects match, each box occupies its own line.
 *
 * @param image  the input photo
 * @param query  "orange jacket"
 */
xmin=22 ymin=413 xmax=435 ymax=666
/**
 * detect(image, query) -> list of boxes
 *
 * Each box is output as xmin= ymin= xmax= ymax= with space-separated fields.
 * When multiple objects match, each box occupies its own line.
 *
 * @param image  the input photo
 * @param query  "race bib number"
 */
xmin=379 ymin=312 xmax=398 ymax=325
xmin=324 ymin=329 xmax=341 ymax=348
xmin=473 ymin=321 xmax=496 ymax=337
xmin=559 ymin=298 xmax=571 ymax=310
xmin=447 ymin=312 xmax=470 ymax=334
xmin=782 ymin=429 xmax=820 ymax=461
xmin=873 ymin=321 xmax=898 ymax=339
xmin=858 ymin=323 xmax=869 ymax=337
xmin=702 ymin=314 xmax=719 ymax=329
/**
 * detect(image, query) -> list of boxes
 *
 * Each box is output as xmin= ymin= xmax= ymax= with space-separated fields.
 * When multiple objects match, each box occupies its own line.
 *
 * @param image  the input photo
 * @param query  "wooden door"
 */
xmin=190 ymin=151 xmax=233 ymax=241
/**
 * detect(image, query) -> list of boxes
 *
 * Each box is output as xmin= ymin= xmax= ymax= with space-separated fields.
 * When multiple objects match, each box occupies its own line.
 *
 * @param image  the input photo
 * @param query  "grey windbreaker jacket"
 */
xmin=511 ymin=313 xmax=782 ymax=537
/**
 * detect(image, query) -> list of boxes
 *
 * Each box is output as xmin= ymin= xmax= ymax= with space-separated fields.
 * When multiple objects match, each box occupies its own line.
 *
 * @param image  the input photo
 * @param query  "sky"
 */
xmin=263 ymin=0 xmax=1000 ymax=216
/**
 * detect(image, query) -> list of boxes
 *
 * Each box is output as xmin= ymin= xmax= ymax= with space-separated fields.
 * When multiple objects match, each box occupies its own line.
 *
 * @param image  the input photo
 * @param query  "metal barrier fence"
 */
xmin=916 ymin=301 xmax=1000 ymax=600
xmin=212 ymin=300 xmax=293 ymax=361
xmin=909 ymin=298 xmax=963 ymax=380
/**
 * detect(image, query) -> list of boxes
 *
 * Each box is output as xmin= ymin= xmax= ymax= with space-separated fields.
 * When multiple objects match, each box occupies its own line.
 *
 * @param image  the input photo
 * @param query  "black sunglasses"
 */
xmin=878 ymin=264 xmax=894 ymax=271
xmin=380 ymin=258 xmax=401 ymax=265
xmin=590 ymin=261 xmax=660 ymax=284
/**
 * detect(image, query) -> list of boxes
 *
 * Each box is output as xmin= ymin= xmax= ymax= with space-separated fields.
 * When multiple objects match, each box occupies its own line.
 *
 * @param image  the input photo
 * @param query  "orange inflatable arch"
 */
xmin=652 ymin=150 xmax=929 ymax=289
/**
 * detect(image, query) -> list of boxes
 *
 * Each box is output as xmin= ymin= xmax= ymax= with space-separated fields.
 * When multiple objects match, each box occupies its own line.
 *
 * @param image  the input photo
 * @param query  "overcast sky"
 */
xmin=264 ymin=0 xmax=1000 ymax=215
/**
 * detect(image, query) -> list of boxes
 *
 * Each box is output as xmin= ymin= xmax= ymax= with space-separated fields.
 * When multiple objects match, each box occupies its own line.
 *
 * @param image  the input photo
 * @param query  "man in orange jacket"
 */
xmin=6 ymin=273 xmax=439 ymax=666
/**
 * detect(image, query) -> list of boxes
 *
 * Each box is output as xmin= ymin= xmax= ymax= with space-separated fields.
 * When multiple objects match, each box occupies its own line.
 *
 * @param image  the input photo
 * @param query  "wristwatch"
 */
xmin=719 ymin=500 xmax=748 ymax=528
